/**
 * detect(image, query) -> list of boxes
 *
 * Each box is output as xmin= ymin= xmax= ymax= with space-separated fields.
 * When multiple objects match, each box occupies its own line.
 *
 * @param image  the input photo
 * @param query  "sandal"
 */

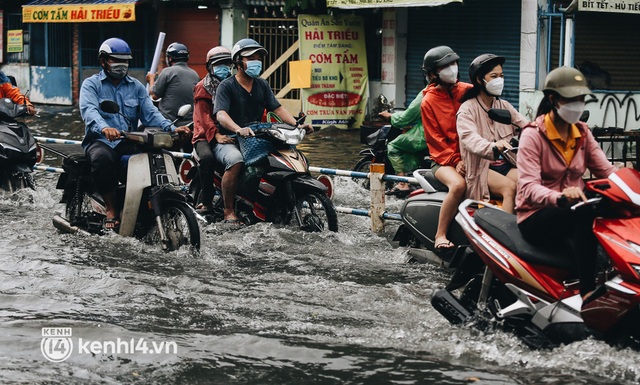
xmin=103 ymin=217 xmax=120 ymax=231
xmin=434 ymin=240 xmax=455 ymax=250
xmin=222 ymin=219 xmax=245 ymax=228
xmin=385 ymin=186 xmax=412 ymax=198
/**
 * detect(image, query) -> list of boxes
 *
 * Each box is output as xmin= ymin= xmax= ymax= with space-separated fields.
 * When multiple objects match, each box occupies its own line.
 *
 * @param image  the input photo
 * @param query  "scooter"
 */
xmin=392 ymin=108 xmax=518 ymax=266
xmin=0 ymin=97 xmax=38 ymax=191
xmin=187 ymin=121 xmax=338 ymax=232
xmin=50 ymin=100 xmax=200 ymax=251
xmin=432 ymin=167 xmax=640 ymax=348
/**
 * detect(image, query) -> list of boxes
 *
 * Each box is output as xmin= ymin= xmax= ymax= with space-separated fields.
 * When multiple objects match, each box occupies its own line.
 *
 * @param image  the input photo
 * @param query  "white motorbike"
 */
xmin=51 ymin=101 xmax=200 ymax=251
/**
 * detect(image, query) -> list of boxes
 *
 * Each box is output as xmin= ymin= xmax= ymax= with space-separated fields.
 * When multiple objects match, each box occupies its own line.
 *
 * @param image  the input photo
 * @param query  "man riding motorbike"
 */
xmin=80 ymin=37 xmax=191 ymax=230
xmin=192 ymin=46 xmax=234 ymax=215
xmin=213 ymin=38 xmax=312 ymax=225
xmin=0 ymin=70 xmax=36 ymax=115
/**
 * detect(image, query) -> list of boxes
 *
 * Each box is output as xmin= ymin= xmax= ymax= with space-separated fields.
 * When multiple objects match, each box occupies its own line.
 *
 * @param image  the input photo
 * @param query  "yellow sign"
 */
xmin=289 ymin=60 xmax=312 ymax=89
xmin=7 ymin=30 xmax=23 ymax=53
xmin=326 ymin=0 xmax=461 ymax=9
xmin=22 ymin=4 xmax=136 ymax=23
xmin=298 ymin=14 xmax=368 ymax=129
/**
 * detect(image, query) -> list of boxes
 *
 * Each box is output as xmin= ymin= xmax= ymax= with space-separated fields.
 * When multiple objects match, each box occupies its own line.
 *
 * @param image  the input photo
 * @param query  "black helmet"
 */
xmin=422 ymin=45 xmax=459 ymax=75
xmin=166 ymin=42 xmax=189 ymax=62
xmin=469 ymin=54 xmax=505 ymax=85
xmin=98 ymin=37 xmax=132 ymax=60
xmin=231 ymin=38 xmax=267 ymax=63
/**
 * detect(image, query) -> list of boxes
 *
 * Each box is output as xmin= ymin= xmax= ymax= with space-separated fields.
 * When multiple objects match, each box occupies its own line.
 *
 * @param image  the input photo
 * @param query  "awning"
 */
xmin=326 ymin=0 xmax=462 ymax=9
xmin=22 ymin=0 xmax=137 ymax=23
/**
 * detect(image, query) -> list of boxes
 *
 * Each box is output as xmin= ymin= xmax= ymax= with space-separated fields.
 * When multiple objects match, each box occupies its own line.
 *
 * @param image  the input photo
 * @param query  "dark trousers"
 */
xmin=194 ymin=140 xmax=216 ymax=206
xmin=85 ymin=141 xmax=138 ymax=194
xmin=518 ymin=206 xmax=598 ymax=296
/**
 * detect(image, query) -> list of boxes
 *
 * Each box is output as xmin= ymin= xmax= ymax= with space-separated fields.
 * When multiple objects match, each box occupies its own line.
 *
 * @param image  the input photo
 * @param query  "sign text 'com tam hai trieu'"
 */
xmin=22 ymin=4 xmax=135 ymax=23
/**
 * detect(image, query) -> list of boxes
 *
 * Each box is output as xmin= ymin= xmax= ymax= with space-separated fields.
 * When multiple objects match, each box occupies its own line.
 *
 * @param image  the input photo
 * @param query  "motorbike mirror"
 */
xmin=100 ymin=100 xmax=120 ymax=114
xmin=176 ymin=104 xmax=192 ymax=118
xmin=580 ymin=110 xmax=590 ymax=123
xmin=487 ymin=108 xmax=512 ymax=125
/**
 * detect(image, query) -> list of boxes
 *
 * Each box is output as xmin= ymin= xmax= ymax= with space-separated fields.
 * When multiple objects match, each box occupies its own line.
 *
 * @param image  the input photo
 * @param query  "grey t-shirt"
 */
xmin=152 ymin=61 xmax=200 ymax=125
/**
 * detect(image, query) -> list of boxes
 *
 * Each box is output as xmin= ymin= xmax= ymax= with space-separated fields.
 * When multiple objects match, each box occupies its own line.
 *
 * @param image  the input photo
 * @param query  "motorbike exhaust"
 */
xmin=52 ymin=214 xmax=89 ymax=236
xmin=431 ymin=289 xmax=472 ymax=324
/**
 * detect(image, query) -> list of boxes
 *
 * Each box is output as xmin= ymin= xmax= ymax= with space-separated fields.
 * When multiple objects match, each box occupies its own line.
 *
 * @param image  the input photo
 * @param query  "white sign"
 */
xmin=579 ymin=0 xmax=640 ymax=14
xmin=381 ymin=9 xmax=396 ymax=84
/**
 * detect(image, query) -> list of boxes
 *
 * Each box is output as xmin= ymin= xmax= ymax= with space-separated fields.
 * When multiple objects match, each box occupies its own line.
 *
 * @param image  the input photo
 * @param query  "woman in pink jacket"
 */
xmin=457 ymin=54 xmax=529 ymax=213
xmin=516 ymin=66 xmax=616 ymax=303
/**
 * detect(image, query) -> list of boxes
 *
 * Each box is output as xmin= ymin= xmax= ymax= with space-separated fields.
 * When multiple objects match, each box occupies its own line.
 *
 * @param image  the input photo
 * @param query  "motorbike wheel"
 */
xmin=291 ymin=191 xmax=338 ymax=232
xmin=353 ymin=158 xmax=372 ymax=189
xmin=145 ymin=200 xmax=201 ymax=251
xmin=65 ymin=184 xmax=91 ymax=227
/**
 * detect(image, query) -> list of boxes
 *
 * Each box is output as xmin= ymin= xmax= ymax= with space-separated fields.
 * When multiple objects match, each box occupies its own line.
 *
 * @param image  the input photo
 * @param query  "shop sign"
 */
xmin=579 ymin=0 xmax=640 ymax=14
xmin=22 ymin=4 xmax=135 ymax=23
xmin=7 ymin=30 xmax=23 ymax=53
xmin=298 ymin=14 xmax=369 ymax=128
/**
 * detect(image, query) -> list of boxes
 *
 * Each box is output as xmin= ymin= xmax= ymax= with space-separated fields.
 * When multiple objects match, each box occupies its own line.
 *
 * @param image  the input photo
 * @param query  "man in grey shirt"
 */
xmin=146 ymin=42 xmax=200 ymax=127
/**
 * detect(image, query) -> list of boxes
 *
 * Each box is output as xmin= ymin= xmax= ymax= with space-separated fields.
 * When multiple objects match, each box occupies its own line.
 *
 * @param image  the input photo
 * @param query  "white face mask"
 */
xmin=484 ymin=77 xmax=504 ymax=96
xmin=556 ymin=100 xmax=586 ymax=124
xmin=438 ymin=63 xmax=458 ymax=84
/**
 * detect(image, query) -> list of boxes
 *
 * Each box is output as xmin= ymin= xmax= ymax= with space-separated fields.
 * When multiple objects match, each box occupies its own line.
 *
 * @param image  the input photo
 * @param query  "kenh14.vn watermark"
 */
xmin=41 ymin=327 xmax=178 ymax=362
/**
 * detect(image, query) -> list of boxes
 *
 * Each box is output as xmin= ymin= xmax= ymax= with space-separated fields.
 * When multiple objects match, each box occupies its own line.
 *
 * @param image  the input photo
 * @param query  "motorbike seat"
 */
xmin=474 ymin=207 xmax=574 ymax=270
xmin=424 ymin=170 xmax=448 ymax=192
xmin=62 ymin=153 xmax=90 ymax=174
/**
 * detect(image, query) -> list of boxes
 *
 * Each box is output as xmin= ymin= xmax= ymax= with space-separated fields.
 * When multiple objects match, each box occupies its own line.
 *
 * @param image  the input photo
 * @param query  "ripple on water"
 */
xmin=0 ymin=163 xmax=636 ymax=384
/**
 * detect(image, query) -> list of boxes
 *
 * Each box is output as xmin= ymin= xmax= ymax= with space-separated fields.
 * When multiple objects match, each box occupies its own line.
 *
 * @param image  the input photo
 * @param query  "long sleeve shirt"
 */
xmin=421 ymin=82 xmax=473 ymax=167
xmin=80 ymin=71 xmax=175 ymax=150
xmin=516 ymin=114 xmax=616 ymax=223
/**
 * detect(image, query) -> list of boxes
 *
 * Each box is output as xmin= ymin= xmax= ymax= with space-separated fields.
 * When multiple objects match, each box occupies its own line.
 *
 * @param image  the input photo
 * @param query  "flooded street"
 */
xmin=0 ymin=107 xmax=637 ymax=384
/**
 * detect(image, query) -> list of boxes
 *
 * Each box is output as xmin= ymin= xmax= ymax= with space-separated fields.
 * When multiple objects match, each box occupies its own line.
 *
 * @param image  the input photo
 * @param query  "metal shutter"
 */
xmin=406 ymin=0 xmax=522 ymax=108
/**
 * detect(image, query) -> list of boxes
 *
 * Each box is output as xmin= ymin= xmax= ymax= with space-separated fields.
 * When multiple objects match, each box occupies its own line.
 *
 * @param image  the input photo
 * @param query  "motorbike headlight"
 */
xmin=284 ymin=129 xmax=304 ymax=145
xmin=267 ymin=128 xmax=286 ymax=142
xmin=152 ymin=132 xmax=174 ymax=149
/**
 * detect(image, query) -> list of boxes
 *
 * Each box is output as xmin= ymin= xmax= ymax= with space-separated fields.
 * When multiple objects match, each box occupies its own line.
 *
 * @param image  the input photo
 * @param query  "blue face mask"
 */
xmin=244 ymin=60 xmax=262 ymax=78
xmin=213 ymin=65 xmax=231 ymax=80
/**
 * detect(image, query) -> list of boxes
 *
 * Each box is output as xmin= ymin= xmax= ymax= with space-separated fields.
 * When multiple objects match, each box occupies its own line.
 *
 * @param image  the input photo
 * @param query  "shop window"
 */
xmin=5 ymin=13 xmax=29 ymax=64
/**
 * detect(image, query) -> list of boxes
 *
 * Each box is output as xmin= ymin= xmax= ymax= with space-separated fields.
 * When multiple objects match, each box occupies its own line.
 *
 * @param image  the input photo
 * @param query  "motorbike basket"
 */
xmin=237 ymin=135 xmax=275 ymax=166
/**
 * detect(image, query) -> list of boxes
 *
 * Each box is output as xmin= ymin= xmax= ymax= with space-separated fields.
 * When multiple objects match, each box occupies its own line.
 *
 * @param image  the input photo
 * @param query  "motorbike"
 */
xmin=187 ymin=120 xmax=339 ymax=232
xmin=0 ymin=97 xmax=38 ymax=191
xmin=432 ymin=167 xmax=640 ymax=348
xmin=353 ymin=107 xmax=429 ymax=192
xmin=392 ymin=108 xmax=518 ymax=266
xmin=50 ymin=100 xmax=200 ymax=251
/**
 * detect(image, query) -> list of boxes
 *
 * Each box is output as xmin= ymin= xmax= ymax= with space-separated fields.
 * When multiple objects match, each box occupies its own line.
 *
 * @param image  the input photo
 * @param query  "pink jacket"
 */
xmin=516 ymin=114 xmax=616 ymax=223
xmin=457 ymin=97 xmax=529 ymax=201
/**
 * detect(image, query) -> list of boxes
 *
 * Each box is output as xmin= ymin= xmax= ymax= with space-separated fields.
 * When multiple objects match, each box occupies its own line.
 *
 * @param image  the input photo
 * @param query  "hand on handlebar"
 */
xmin=299 ymin=123 xmax=315 ymax=134
xmin=102 ymin=127 xmax=121 ymax=141
xmin=495 ymin=139 xmax=512 ymax=152
xmin=560 ymin=186 xmax=587 ymax=206
xmin=237 ymin=127 xmax=255 ymax=138
xmin=174 ymin=125 xmax=192 ymax=137
xmin=378 ymin=110 xmax=392 ymax=120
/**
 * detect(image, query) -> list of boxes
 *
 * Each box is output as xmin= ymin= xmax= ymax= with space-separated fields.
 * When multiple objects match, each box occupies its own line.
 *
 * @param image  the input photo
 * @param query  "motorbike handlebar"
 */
xmin=570 ymin=197 xmax=602 ymax=211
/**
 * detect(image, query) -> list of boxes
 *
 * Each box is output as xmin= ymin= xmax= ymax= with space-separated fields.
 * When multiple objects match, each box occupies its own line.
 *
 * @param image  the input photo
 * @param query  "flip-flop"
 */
xmin=195 ymin=204 xmax=214 ymax=215
xmin=103 ymin=217 xmax=120 ymax=231
xmin=434 ymin=240 xmax=455 ymax=250
xmin=385 ymin=187 xmax=412 ymax=198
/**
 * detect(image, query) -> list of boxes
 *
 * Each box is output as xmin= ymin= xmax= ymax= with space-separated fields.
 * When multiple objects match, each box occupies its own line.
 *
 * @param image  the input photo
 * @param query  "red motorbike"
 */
xmin=432 ymin=168 xmax=640 ymax=348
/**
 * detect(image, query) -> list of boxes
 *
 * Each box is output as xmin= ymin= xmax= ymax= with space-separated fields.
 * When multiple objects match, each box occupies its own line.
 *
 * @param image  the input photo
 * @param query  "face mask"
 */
xmin=244 ymin=60 xmax=262 ymax=79
xmin=438 ymin=63 xmax=458 ymax=84
xmin=484 ymin=77 xmax=504 ymax=96
xmin=213 ymin=65 xmax=231 ymax=80
xmin=107 ymin=62 xmax=129 ymax=80
xmin=556 ymin=100 xmax=586 ymax=124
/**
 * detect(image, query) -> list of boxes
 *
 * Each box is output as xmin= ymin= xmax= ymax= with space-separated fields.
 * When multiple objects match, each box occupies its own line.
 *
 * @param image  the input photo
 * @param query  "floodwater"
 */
xmin=0 ymin=106 xmax=637 ymax=384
